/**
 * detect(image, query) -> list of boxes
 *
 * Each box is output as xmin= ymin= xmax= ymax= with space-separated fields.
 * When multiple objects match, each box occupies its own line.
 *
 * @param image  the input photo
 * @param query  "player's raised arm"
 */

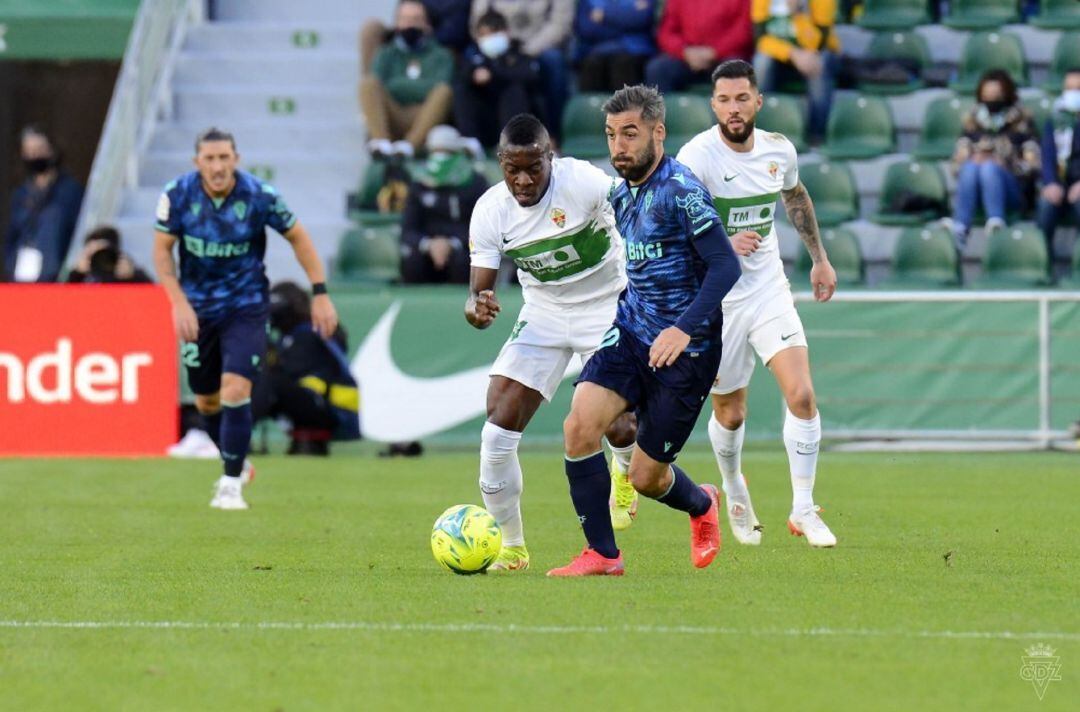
xmin=282 ymin=221 xmax=339 ymax=338
xmin=782 ymin=180 xmax=836 ymax=302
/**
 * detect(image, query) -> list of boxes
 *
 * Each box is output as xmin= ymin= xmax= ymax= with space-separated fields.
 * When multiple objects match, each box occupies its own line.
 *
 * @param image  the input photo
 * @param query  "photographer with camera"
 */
xmin=67 ymin=225 xmax=152 ymax=284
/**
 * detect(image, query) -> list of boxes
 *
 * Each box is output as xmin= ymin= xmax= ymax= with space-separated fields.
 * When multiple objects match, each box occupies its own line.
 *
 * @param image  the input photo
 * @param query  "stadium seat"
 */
xmin=950 ymin=32 xmax=1028 ymax=94
xmin=886 ymin=225 xmax=961 ymax=287
xmin=1043 ymin=32 xmax=1080 ymax=93
xmin=334 ymin=223 xmax=400 ymax=284
xmin=820 ymin=94 xmax=896 ymax=159
xmin=1022 ymin=94 xmax=1054 ymax=136
xmin=791 ymin=226 xmax=864 ymax=286
xmin=756 ymin=94 xmax=807 ymax=152
xmin=861 ymin=31 xmax=931 ymax=95
xmin=913 ymin=95 xmax=974 ymax=160
xmin=942 ymin=0 xmax=1019 ymax=30
xmin=977 ymin=223 xmax=1051 ymax=287
xmin=475 ymin=159 xmax=504 ymax=187
xmin=560 ymin=93 xmax=609 ymax=159
xmin=665 ymin=94 xmax=716 ymax=151
xmin=1030 ymin=0 xmax=1080 ymax=29
xmin=872 ymin=160 xmax=949 ymax=226
xmin=799 ymin=161 xmax=859 ymax=226
xmin=856 ymin=0 xmax=931 ymax=30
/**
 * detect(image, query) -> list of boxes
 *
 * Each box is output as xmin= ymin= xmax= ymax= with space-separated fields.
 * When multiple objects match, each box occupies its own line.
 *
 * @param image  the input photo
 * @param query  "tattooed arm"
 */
xmin=782 ymin=181 xmax=836 ymax=302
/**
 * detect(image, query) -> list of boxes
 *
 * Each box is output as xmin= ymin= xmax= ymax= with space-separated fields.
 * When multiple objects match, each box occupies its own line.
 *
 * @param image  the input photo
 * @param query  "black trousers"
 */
xmin=577 ymin=52 xmax=647 ymax=93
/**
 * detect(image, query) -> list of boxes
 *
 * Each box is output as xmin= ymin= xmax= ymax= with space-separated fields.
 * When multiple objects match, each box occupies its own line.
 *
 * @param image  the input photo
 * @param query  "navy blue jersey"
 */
xmin=155 ymin=170 xmax=297 ymax=320
xmin=611 ymin=155 xmax=724 ymax=352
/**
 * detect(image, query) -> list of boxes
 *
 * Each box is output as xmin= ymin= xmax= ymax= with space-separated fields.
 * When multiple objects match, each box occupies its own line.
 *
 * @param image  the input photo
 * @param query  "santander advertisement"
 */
xmin=0 ymin=285 xmax=177 ymax=456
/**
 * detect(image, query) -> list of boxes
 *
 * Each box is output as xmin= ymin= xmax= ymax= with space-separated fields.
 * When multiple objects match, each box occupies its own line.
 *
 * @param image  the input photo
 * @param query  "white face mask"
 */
xmin=477 ymin=32 xmax=510 ymax=59
xmin=1059 ymin=89 xmax=1080 ymax=113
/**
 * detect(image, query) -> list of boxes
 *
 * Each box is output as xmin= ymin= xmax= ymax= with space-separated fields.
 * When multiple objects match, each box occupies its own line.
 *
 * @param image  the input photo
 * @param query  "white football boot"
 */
xmin=787 ymin=506 xmax=837 ymax=548
xmin=210 ymin=476 xmax=248 ymax=510
xmin=725 ymin=474 xmax=762 ymax=545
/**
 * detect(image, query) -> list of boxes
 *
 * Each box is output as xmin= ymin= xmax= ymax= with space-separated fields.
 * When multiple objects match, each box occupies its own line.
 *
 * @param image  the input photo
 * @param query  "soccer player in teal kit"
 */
xmin=153 ymin=128 xmax=338 ymax=510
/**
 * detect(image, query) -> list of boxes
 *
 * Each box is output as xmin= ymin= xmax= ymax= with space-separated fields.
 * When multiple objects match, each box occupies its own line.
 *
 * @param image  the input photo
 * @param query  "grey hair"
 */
xmin=602 ymin=84 xmax=666 ymax=124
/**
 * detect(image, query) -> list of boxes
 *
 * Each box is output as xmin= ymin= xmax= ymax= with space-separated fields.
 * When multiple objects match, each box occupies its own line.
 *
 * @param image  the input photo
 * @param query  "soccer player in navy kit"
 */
xmin=153 ymin=128 xmax=338 ymax=510
xmin=549 ymin=86 xmax=742 ymax=576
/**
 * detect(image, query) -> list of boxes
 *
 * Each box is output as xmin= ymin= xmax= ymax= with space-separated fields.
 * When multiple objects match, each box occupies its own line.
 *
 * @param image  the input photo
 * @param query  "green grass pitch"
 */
xmin=0 ymin=448 xmax=1077 ymax=710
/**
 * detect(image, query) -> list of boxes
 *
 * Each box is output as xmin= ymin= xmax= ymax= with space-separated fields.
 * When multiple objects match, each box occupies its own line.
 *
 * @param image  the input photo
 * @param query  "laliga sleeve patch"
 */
xmin=156 ymin=193 xmax=171 ymax=223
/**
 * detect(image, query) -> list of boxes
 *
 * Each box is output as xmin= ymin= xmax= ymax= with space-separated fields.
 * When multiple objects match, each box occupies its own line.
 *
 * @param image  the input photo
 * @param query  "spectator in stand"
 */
xmin=361 ymin=0 xmax=473 ymax=73
xmin=455 ymin=10 xmax=542 ymax=148
xmin=573 ymin=0 xmax=657 ymax=93
xmin=644 ymin=0 xmax=752 ymax=94
xmin=400 ymin=126 xmax=488 ymax=284
xmin=3 ymin=126 xmax=83 ymax=283
xmin=752 ymin=0 xmax=840 ymax=143
xmin=66 ymin=225 xmax=152 ymax=284
xmin=360 ymin=0 xmax=454 ymax=157
xmin=1036 ymin=68 xmax=1080 ymax=274
xmin=947 ymin=70 xmax=1040 ymax=249
xmin=470 ymin=0 xmax=574 ymax=141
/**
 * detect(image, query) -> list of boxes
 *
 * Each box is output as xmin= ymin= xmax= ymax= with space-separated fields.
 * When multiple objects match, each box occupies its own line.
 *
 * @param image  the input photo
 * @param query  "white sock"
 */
xmin=783 ymin=409 xmax=821 ymax=514
xmin=607 ymin=441 xmax=634 ymax=472
xmin=479 ymin=422 xmax=525 ymax=546
xmin=708 ymin=415 xmax=748 ymax=501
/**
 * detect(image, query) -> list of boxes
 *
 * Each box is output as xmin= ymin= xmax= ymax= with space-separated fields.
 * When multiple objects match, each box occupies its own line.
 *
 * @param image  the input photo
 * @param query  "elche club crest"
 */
xmin=1020 ymin=643 xmax=1062 ymax=700
xmin=767 ymin=161 xmax=779 ymax=179
xmin=550 ymin=207 xmax=566 ymax=228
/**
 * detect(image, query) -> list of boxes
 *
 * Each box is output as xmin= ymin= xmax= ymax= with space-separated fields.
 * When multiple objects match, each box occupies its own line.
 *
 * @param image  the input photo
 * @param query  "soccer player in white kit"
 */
xmin=465 ymin=114 xmax=636 ymax=571
xmin=676 ymin=60 xmax=839 ymax=547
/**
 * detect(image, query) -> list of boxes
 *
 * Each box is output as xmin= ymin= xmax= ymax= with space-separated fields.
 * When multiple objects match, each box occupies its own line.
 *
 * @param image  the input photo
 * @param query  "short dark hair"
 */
xmin=476 ymin=9 xmax=508 ymax=32
xmin=602 ymin=84 xmax=665 ymax=123
xmin=85 ymin=225 xmax=121 ymax=247
xmin=499 ymin=113 xmax=549 ymax=149
xmin=976 ymin=69 xmax=1018 ymax=106
xmin=711 ymin=59 xmax=757 ymax=88
xmin=194 ymin=127 xmax=237 ymax=153
xmin=1065 ymin=67 xmax=1080 ymax=78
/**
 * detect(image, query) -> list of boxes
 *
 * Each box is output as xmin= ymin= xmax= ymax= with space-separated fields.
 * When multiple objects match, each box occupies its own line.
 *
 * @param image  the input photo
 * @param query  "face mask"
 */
xmin=982 ymin=98 xmax=1009 ymax=114
xmin=23 ymin=157 xmax=53 ymax=175
xmin=1059 ymin=89 xmax=1080 ymax=113
xmin=478 ymin=33 xmax=510 ymax=59
xmin=396 ymin=27 xmax=425 ymax=50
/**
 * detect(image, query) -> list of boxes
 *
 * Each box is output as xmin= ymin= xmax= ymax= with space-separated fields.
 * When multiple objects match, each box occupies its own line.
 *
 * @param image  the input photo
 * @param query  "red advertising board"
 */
xmin=0 ymin=284 xmax=178 ymax=456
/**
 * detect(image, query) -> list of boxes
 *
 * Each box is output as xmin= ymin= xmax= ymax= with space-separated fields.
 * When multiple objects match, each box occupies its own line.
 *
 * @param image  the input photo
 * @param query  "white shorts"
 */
xmin=712 ymin=286 xmax=807 ymax=395
xmin=489 ymin=298 xmax=618 ymax=401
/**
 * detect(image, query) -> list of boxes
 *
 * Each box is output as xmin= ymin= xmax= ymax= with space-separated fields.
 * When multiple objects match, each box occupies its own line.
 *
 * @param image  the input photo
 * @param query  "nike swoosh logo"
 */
xmin=723 ymin=174 xmax=738 ymax=182
xmin=352 ymin=301 xmax=582 ymax=441
xmin=664 ymin=441 xmax=673 ymax=452
xmin=781 ymin=332 xmax=800 ymax=341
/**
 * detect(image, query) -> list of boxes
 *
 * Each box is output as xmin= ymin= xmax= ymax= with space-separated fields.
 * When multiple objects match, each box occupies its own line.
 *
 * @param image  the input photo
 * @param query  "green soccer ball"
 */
xmin=431 ymin=504 xmax=502 ymax=575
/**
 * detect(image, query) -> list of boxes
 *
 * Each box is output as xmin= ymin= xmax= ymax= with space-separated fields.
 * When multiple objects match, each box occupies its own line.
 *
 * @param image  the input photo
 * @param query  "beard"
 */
xmin=719 ymin=115 xmax=755 ymax=144
xmin=612 ymin=140 xmax=657 ymax=183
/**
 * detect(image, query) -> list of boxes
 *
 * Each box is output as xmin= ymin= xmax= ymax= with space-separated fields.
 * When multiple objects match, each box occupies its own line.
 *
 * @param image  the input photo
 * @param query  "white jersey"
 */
xmin=469 ymin=157 xmax=626 ymax=310
xmin=676 ymin=127 xmax=799 ymax=304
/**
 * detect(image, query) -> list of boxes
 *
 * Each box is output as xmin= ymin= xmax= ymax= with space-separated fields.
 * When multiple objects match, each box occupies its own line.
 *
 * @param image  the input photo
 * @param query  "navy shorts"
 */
xmin=181 ymin=305 xmax=268 ymax=395
xmin=577 ymin=324 xmax=721 ymax=464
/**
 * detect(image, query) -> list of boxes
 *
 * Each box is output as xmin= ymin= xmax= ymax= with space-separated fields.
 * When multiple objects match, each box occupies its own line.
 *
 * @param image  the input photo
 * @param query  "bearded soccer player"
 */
xmin=548 ymin=85 xmax=741 ymax=576
xmin=465 ymin=114 xmax=637 ymax=571
xmin=676 ymin=59 xmax=838 ymax=547
xmin=153 ymin=128 xmax=338 ymax=510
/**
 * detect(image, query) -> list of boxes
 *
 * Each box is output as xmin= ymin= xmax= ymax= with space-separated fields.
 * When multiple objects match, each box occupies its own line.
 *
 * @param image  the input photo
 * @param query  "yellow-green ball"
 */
xmin=431 ymin=504 xmax=502 ymax=575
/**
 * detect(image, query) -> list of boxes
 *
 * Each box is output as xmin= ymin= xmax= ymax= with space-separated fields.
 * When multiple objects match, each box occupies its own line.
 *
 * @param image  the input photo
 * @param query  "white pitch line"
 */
xmin=1 ymin=620 xmax=1078 ymax=642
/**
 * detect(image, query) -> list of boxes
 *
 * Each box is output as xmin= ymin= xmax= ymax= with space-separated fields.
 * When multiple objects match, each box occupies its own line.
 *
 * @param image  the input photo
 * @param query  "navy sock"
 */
xmin=565 ymin=451 xmax=619 ymax=559
xmin=219 ymin=401 xmax=252 ymax=478
xmin=202 ymin=410 xmax=223 ymax=449
xmin=655 ymin=465 xmax=711 ymax=517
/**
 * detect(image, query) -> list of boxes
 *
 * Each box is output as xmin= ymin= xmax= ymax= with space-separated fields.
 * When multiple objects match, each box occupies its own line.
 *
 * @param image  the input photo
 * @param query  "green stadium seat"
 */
xmin=861 ymin=31 xmax=931 ymax=95
xmin=856 ymin=0 xmax=931 ymax=30
xmin=913 ymin=95 xmax=974 ymax=160
xmin=334 ymin=223 xmax=401 ymax=284
xmin=1022 ymin=93 xmax=1055 ymax=136
xmin=943 ymin=0 xmax=1019 ymax=30
xmin=885 ymin=224 xmax=961 ymax=287
xmin=1042 ymin=32 xmax=1080 ymax=93
xmin=756 ymin=94 xmax=807 ymax=152
xmin=665 ymin=93 xmax=716 ymax=152
xmin=1030 ymin=0 xmax=1080 ymax=30
xmin=950 ymin=31 xmax=1028 ymax=94
xmin=791 ymin=226 xmax=865 ymax=287
xmin=872 ymin=160 xmax=949 ymax=226
xmin=799 ymin=161 xmax=859 ymax=226
xmin=560 ymin=93 xmax=609 ymax=159
xmin=475 ymin=159 xmax=504 ymax=186
xmin=821 ymin=94 xmax=896 ymax=159
xmin=977 ymin=223 xmax=1051 ymax=287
